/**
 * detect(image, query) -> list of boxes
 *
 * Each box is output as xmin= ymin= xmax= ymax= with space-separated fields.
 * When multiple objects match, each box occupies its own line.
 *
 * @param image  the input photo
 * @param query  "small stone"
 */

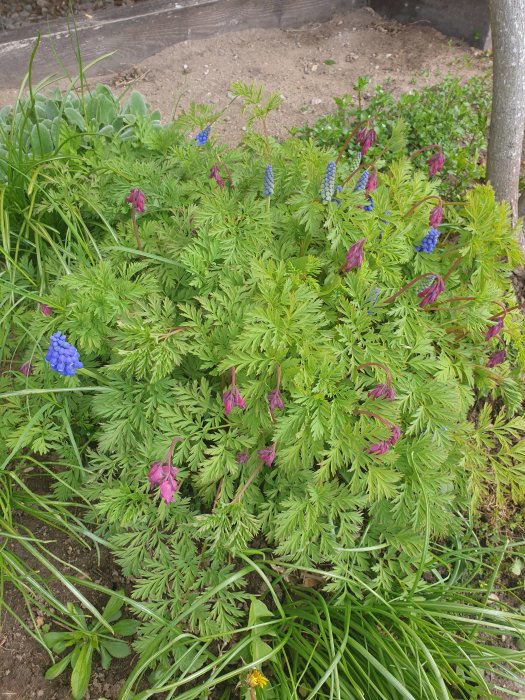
xmin=346 ymin=53 xmax=358 ymax=62
xmin=310 ymin=64 xmax=318 ymax=72
xmin=182 ymin=64 xmax=190 ymax=73
xmin=310 ymin=97 xmax=322 ymax=105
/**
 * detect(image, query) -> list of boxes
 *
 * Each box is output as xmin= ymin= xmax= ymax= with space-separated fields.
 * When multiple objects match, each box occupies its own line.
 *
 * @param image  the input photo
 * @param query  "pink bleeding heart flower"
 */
xmin=368 ymin=440 xmax=390 ymax=455
xmin=159 ymin=473 xmax=178 ymax=504
xmin=222 ymin=387 xmax=245 ymax=416
xmin=417 ymin=276 xmax=445 ymax=308
xmin=344 ymin=238 xmax=366 ymax=272
xmin=258 ymin=444 xmax=276 ymax=467
xmin=148 ymin=461 xmax=165 ymax=486
xmin=361 ymin=129 xmax=376 ymax=156
xmin=487 ymin=349 xmax=506 ymax=368
xmin=368 ymin=384 xmax=395 ymax=400
xmin=389 ymin=425 xmax=401 ymax=446
xmin=236 ymin=451 xmax=249 ymax=464
xmin=126 ymin=188 xmax=146 ymax=213
xmin=485 ymin=317 xmax=504 ymax=341
xmin=365 ymin=170 xmax=377 ymax=193
xmin=20 ymin=361 xmax=33 ymax=377
xmin=268 ymin=389 xmax=285 ymax=417
xmin=355 ymin=127 xmax=368 ymax=145
xmin=210 ymin=164 xmax=224 ymax=190
xmin=426 ymin=150 xmax=445 ymax=177
xmin=429 ymin=204 xmax=443 ymax=227
xmin=41 ymin=303 xmax=53 ymax=317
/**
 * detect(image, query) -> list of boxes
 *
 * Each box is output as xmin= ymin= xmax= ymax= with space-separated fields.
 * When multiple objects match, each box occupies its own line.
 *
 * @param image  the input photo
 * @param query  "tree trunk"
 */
xmin=486 ymin=0 xmax=525 ymax=244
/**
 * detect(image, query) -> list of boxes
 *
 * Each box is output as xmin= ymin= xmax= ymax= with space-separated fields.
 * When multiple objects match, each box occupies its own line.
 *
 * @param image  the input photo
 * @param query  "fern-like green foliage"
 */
xmin=3 ymin=82 xmax=525 ymax=642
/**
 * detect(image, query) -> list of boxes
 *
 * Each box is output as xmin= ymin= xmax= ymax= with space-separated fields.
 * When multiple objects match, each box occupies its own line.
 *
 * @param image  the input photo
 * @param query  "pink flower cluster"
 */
xmin=369 ymin=424 xmax=401 ymax=455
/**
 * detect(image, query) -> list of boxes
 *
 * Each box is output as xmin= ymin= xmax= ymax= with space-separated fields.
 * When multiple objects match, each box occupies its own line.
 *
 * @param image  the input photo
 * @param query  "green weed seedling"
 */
xmin=43 ymin=592 xmax=138 ymax=700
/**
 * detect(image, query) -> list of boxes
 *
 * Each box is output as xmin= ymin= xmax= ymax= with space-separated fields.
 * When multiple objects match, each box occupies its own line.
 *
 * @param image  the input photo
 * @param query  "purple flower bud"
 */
xmin=429 ymin=204 xmax=443 ymax=227
xmin=268 ymin=389 xmax=285 ymax=416
xmin=41 ymin=303 xmax=53 ymax=317
xmin=127 ymin=188 xmax=146 ymax=213
xmin=258 ymin=444 xmax=276 ymax=467
xmin=355 ymin=127 xmax=367 ymax=145
xmin=389 ymin=425 xmax=401 ymax=446
xmin=366 ymin=170 xmax=377 ymax=193
xmin=20 ymin=361 xmax=33 ymax=377
xmin=361 ymin=129 xmax=376 ymax=156
xmin=222 ymin=390 xmax=236 ymax=417
xmin=344 ymin=238 xmax=366 ymax=271
xmin=368 ymin=384 xmax=395 ymax=400
xmin=222 ymin=387 xmax=246 ymax=416
xmin=426 ymin=149 xmax=445 ymax=177
xmin=417 ymin=277 xmax=445 ymax=308
xmin=159 ymin=473 xmax=178 ymax=504
xmin=236 ymin=451 xmax=249 ymax=464
xmin=148 ymin=461 xmax=165 ymax=486
xmin=485 ymin=317 xmax=504 ymax=341
xmin=487 ymin=349 xmax=506 ymax=368
xmin=368 ymin=440 xmax=390 ymax=455
xmin=209 ymin=164 xmax=224 ymax=190
xmin=148 ymin=460 xmax=179 ymax=504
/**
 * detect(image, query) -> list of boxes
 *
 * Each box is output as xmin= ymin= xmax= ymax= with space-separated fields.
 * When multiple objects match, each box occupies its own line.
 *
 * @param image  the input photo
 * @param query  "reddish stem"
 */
xmin=354 ymin=409 xmax=394 ymax=429
xmin=409 ymin=144 xmax=441 ymax=160
xmin=382 ymin=273 xmax=444 ymax=305
xmin=276 ymin=364 xmax=281 ymax=390
xmin=491 ymin=301 xmax=525 ymax=319
xmin=131 ymin=209 xmax=142 ymax=251
xmin=356 ymin=362 xmax=392 ymax=387
xmin=443 ymin=255 xmax=463 ymax=281
xmin=402 ymin=195 xmax=441 ymax=219
xmin=166 ymin=436 xmax=184 ymax=466
xmin=231 ymin=367 xmax=236 ymax=386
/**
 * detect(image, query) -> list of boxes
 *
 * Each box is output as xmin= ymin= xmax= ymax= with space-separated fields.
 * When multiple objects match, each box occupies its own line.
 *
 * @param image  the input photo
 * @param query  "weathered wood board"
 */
xmin=0 ymin=0 xmax=364 ymax=89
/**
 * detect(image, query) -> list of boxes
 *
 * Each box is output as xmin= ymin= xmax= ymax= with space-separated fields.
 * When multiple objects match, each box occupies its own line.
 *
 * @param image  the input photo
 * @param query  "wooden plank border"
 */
xmin=0 ymin=0 xmax=365 ymax=89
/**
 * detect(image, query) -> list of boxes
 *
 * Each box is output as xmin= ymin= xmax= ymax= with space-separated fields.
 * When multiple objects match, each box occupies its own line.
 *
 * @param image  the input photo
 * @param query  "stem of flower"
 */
xmin=443 ymin=255 xmax=463 ymax=281
xmin=335 ymin=122 xmax=366 ymax=164
xmin=231 ymin=464 xmax=263 ymax=505
xmin=130 ymin=209 xmax=142 ymax=251
xmin=356 ymin=362 xmax=392 ymax=386
xmin=276 ymin=364 xmax=281 ymax=389
xmin=231 ymin=367 xmax=236 ymax=386
xmin=491 ymin=301 xmax=525 ymax=318
xmin=382 ymin=273 xmax=443 ymax=305
xmin=402 ymin=195 xmax=441 ymax=218
xmin=409 ymin=144 xmax=441 ymax=160
xmin=426 ymin=296 xmax=476 ymax=309
xmin=166 ymin=436 xmax=184 ymax=466
xmin=212 ymin=479 xmax=223 ymax=511
xmin=354 ymin=409 xmax=394 ymax=429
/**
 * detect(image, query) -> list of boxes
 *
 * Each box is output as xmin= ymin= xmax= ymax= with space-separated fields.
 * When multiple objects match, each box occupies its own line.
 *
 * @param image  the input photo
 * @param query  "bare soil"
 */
xmin=0 ymin=518 xmax=133 ymax=700
xmin=103 ymin=7 xmax=491 ymax=143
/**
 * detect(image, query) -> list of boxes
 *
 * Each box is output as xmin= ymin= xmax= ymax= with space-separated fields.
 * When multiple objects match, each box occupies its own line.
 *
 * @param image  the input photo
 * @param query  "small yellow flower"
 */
xmin=246 ymin=669 xmax=269 ymax=688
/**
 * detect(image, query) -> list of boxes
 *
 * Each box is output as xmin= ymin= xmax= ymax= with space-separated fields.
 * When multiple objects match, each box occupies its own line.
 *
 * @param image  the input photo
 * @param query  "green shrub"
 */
xmin=297 ymin=76 xmax=491 ymax=198
xmin=2 ymin=82 xmax=525 ymax=697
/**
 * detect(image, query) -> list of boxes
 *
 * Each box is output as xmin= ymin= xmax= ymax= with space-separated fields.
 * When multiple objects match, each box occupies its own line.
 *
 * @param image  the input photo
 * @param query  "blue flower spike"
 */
xmin=195 ymin=125 xmax=211 ymax=146
xmin=45 ymin=332 xmax=83 ymax=376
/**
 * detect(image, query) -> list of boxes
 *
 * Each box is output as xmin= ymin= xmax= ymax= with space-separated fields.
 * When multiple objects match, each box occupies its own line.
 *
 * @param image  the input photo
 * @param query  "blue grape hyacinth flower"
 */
xmin=353 ymin=170 xmax=369 ymax=192
xmin=416 ymin=227 xmax=440 ymax=253
xmin=332 ymin=184 xmax=343 ymax=206
xmin=263 ymin=165 xmax=274 ymax=197
xmin=320 ymin=161 xmax=336 ymax=203
xmin=45 ymin=332 xmax=83 ymax=376
xmin=363 ymin=196 xmax=374 ymax=212
xmin=195 ymin=125 xmax=211 ymax=146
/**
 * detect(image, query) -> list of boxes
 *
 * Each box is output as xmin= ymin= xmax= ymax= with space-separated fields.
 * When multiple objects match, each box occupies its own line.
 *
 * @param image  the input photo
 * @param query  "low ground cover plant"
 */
xmin=2 ymin=79 xmax=525 ymax=697
xmin=298 ymin=75 xmax=491 ymax=198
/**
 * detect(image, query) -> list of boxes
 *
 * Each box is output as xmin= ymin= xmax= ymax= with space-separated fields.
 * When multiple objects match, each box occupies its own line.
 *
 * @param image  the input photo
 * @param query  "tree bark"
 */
xmin=486 ymin=0 xmax=525 ymax=239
